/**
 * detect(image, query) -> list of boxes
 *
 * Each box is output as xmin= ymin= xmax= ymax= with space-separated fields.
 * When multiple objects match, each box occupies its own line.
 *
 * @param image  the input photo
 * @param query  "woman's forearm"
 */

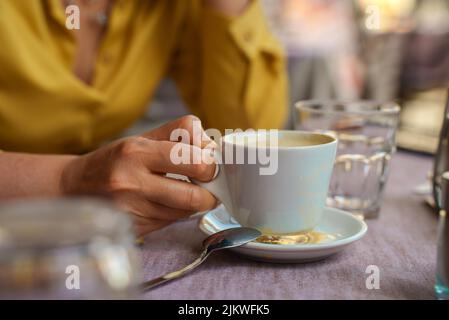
xmin=0 ymin=152 xmax=77 ymax=199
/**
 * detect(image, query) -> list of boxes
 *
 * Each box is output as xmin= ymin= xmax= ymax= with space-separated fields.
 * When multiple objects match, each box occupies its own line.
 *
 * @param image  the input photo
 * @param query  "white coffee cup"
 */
xmin=195 ymin=130 xmax=337 ymax=235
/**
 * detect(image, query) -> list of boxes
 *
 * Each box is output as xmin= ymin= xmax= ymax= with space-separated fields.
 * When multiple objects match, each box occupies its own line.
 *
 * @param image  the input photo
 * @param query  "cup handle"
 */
xmin=190 ymin=151 xmax=233 ymax=213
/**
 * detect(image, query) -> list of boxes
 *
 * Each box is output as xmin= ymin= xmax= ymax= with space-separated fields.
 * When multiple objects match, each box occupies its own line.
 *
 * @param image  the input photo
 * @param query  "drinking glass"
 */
xmin=435 ymin=172 xmax=449 ymax=300
xmin=0 ymin=198 xmax=141 ymax=299
xmin=295 ymin=100 xmax=400 ymax=218
xmin=433 ymin=92 xmax=449 ymax=212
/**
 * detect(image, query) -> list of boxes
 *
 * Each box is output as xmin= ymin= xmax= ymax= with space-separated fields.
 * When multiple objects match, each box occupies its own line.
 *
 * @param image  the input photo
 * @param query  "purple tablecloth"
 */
xmin=140 ymin=151 xmax=437 ymax=299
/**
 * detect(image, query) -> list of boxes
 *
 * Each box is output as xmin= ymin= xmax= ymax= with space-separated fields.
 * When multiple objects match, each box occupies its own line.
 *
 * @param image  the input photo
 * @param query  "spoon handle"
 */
xmin=141 ymin=250 xmax=209 ymax=291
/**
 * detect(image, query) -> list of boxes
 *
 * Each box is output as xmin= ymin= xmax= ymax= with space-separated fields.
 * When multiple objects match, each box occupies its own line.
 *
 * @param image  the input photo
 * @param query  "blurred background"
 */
xmin=125 ymin=0 xmax=449 ymax=155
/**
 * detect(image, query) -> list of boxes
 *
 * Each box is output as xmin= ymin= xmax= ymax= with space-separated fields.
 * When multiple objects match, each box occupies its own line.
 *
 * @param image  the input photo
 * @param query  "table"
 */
xmin=140 ymin=151 xmax=438 ymax=299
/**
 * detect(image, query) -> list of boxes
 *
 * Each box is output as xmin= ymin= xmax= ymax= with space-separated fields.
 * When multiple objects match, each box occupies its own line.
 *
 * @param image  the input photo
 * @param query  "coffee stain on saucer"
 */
xmin=255 ymin=230 xmax=337 ymax=245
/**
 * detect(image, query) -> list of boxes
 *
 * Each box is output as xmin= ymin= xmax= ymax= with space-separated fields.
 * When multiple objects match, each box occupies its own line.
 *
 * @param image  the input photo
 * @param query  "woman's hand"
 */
xmin=61 ymin=116 xmax=218 ymax=236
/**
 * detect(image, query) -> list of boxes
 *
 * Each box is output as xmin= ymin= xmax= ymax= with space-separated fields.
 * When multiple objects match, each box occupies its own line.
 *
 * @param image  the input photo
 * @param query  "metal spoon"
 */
xmin=140 ymin=227 xmax=261 ymax=291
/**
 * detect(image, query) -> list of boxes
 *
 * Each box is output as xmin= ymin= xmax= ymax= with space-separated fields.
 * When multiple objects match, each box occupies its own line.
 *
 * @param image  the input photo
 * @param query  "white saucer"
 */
xmin=198 ymin=205 xmax=368 ymax=263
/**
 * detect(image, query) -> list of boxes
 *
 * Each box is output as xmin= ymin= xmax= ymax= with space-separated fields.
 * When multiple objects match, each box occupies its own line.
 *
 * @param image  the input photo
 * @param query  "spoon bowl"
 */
xmin=202 ymin=227 xmax=262 ymax=252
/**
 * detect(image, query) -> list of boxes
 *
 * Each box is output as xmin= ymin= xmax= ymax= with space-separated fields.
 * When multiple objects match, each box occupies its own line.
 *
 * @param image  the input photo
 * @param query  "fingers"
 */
xmin=117 ymin=137 xmax=217 ymax=182
xmin=114 ymin=192 xmax=198 ymax=237
xmin=113 ymin=170 xmax=217 ymax=213
xmin=115 ymin=190 xmax=207 ymax=237
xmin=142 ymin=115 xmax=216 ymax=149
xmin=143 ymin=173 xmax=217 ymax=212
xmin=145 ymin=140 xmax=217 ymax=182
xmin=118 ymin=192 xmax=196 ymax=221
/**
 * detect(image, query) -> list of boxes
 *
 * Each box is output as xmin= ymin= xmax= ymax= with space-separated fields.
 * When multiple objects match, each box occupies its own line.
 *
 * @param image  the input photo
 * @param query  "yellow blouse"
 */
xmin=0 ymin=0 xmax=287 ymax=154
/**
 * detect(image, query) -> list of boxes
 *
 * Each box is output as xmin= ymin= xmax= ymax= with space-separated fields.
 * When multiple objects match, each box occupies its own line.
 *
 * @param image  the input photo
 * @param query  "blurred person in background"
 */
xmin=263 ymin=0 xmax=363 ymax=128
xmin=0 ymin=0 xmax=287 ymax=235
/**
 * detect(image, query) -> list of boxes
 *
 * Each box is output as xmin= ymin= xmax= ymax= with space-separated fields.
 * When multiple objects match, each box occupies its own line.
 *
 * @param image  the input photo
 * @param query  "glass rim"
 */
xmin=295 ymin=100 xmax=401 ymax=116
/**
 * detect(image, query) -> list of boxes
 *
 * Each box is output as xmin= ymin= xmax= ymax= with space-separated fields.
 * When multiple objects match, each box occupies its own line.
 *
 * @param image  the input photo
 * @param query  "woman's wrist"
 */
xmin=58 ymin=154 xmax=81 ymax=196
xmin=33 ymin=154 xmax=79 ymax=197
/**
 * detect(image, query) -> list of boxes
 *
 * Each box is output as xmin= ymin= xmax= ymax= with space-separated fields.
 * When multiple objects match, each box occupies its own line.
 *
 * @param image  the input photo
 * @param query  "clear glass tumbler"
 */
xmin=435 ymin=171 xmax=449 ymax=300
xmin=295 ymin=100 xmax=400 ymax=219
xmin=0 ymin=198 xmax=141 ymax=299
